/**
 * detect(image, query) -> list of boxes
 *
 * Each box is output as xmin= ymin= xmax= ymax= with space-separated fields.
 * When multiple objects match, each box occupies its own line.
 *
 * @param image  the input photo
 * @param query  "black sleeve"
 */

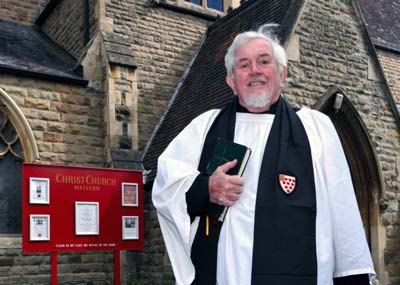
xmin=185 ymin=173 xmax=210 ymax=217
xmin=333 ymin=274 xmax=370 ymax=285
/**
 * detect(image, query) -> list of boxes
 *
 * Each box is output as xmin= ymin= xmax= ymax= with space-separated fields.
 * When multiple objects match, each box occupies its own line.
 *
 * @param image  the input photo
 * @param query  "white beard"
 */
xmin=243 ymin=91 xmax=271 ymax=109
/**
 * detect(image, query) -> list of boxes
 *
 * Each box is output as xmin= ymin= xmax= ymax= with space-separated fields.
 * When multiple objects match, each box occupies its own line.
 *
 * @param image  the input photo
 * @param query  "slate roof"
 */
xmin=142 ymin=0 xmax=304 ymax=183
xmin=0 ymin=20 xmax=87 ymax=85
xmin=358 ymin=0 xmax=400 ymax=52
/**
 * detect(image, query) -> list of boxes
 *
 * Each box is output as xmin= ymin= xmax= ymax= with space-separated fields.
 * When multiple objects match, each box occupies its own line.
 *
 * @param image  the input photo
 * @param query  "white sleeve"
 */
xmin=311 ymin=110 xmax=375 ymax=277
xmin=151 ymin=110 xmax=219 ymax=285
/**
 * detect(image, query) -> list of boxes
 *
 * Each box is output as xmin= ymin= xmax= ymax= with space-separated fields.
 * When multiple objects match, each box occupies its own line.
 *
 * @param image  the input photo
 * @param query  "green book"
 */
xmin=206 ymin=137 xmax=251 ymax=222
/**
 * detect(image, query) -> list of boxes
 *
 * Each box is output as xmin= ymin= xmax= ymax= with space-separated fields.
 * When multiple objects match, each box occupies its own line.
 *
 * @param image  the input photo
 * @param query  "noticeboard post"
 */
xmin=22 ymin=163 xmax=144 ymax=284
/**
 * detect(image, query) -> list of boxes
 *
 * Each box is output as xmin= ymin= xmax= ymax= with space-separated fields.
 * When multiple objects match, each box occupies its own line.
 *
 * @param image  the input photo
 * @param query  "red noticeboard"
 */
xmin=22 ymin=163 xmax=144 ymax=253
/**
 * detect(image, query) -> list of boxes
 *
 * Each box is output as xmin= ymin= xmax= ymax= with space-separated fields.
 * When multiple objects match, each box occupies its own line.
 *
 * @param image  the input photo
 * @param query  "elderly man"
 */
xmin=152 ymin=25 xmax=375 ymax=285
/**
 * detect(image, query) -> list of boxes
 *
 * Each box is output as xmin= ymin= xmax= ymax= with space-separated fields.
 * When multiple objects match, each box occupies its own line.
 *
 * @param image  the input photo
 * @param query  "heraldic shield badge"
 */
xmin=279 ymin=174 xmax=296 ymax=194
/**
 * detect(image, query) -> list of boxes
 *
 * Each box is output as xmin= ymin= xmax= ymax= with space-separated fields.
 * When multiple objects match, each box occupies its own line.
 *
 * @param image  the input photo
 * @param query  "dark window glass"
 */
xmin=0 ymin=109 xmax=23 ymax=233
xmin=0 ymin=153 xmax=22 ymax=233
xmin=187 ymin=0 xmax=201 ymax=5
xmin=207 ymin=0 xmax=223 ymax=11
xmin=186 ymin=0 xmax=223 ymax=11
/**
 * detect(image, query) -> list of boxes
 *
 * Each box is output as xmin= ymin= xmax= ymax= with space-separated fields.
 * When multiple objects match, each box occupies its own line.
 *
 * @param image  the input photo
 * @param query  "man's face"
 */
xmin=226 ymin=38 xmax=287 ymax=112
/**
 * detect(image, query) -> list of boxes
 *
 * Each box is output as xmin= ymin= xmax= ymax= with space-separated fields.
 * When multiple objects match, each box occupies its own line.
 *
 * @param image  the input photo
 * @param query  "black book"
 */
xmin=206 ymin=137 xmax=251 ymax=222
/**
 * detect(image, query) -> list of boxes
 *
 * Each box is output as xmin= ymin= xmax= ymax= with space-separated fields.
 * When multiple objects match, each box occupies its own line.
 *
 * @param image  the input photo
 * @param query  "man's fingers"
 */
xmin=226 ymin=192 xmax=241 ymax=201
xmin=223 ymin=181 xmax=243 ymax=194
xmin=219 ymin=192 xmax=240 ymax=206
xmin=217 ymin=159 xmax=238 ymax=173
xmin=209 ymin=160 xmax=244 ymax=207
xmin=210 ymin=181 xmax=243 ymax=205
xmin=229 ymin=175 xmax=244 ymax=187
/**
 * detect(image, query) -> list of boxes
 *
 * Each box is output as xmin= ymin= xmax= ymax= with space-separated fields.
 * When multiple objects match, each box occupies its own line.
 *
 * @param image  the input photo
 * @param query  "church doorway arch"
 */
xmin=314 ymin=86 xmax=385 ymax=280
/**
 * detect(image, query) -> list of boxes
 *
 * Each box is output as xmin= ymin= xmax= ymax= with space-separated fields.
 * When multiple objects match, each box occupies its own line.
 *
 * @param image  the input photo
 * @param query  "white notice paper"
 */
xmin=75 ymin=202 xmax=99 ymax=235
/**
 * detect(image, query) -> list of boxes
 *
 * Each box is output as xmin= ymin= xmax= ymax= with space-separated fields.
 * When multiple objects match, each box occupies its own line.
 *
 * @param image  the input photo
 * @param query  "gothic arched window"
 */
xmin=0 ymin=107 xmax=24 ymax=233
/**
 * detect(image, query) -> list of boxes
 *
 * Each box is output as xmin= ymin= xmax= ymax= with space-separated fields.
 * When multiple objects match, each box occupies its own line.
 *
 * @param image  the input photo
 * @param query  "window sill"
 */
xmin=0 ymin=235 xmax=22 ymax=249
xmin=153 ymin=0 xmax=224 ymax=21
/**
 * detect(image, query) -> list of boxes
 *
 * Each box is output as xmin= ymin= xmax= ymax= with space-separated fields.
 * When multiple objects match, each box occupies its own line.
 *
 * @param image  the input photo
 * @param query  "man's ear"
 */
xmin=226 ymin=75 xmax=236 ymax=94
xmin=279 ymin=67 xmax=288 ymax=89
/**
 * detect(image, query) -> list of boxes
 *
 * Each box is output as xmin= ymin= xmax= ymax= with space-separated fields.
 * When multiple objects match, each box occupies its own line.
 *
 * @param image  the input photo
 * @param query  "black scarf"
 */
xmin=190 ymin=96 xmax=317 ymax=285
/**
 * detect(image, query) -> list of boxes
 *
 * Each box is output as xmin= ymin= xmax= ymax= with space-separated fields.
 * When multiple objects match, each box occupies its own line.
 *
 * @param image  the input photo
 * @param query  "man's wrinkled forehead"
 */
xmin=236 ymin=52 xmax=273 ymax=64
xmin=234 ymin=39 xmax=274 ymax=63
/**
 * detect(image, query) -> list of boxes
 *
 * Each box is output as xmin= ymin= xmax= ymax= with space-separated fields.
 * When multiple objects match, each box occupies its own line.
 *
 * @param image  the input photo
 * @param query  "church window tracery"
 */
xmin=0 ymin=106 xmax=24 ymax=233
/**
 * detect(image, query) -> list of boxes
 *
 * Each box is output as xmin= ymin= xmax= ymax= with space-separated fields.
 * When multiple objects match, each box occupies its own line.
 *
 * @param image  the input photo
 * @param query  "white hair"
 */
xmin=224 ymin=24 xmax=288 ymax=78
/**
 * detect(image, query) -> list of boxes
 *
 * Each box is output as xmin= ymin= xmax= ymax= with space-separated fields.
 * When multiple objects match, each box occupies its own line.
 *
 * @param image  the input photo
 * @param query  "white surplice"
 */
xmin=152 ymin=107 xmax=375 ymax=285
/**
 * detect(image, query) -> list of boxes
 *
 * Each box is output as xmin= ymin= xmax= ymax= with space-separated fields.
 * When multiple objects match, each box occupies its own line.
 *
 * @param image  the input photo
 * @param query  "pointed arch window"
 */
xmin=0 ymin=107 xmax=24 ymax=233
xmin=0 ymin=108 xmax=24 ymax=161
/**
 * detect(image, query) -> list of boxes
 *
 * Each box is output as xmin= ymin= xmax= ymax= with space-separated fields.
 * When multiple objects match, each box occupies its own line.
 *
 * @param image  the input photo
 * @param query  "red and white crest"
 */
xmin=279 ymin=174 xmax=296 ymax=194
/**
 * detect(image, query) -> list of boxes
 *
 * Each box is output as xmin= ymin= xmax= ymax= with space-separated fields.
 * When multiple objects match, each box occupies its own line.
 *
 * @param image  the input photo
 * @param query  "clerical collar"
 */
xmin=237 ymin=97 xmax=280 ymax=114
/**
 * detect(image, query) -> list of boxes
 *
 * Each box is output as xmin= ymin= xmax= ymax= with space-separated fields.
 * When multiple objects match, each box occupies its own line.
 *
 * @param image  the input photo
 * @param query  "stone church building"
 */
xmin=0 ymin=0 xmax=398 ymax=284
xmin=142 ymin=0 xmax=399 ymax=284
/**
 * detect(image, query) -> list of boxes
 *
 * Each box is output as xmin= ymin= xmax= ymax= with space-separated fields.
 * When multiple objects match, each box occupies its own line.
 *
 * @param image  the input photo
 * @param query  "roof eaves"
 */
xmin=353 ymin=0 xmax=400 ymax=129
xmin=372 ymin=38 xmax=400 ymax=55
xmin=0 ymin=64 xmax=88 ymax=86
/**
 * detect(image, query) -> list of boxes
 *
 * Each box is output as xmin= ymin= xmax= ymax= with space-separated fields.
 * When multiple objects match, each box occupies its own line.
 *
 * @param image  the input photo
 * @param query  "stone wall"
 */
xmin=0 ymin=74 xmax=112 ymax=284
xmin=285 ymin=0 xmax=400 ymax=284
xmin=41 ymin=0 xmax=98 ymax=59
xmin=102 ymin=1 xmax=213 ymax=283
xmin=105 ymin=0 xmax=211 ymax=150
xmin=123 ymin=191 xmax=174 ymax=285
xmin=377 ymin=50 xmax=400 ymax=112
xmin=0 ymin=0 xmax=48 ymax=25
xmin=0 ymin=74 xmax=104 ymax=168
xmin=0 ymin=243 xmax=113 ymax=285
xmin=376 ymin=50 xmax=400 ymax=285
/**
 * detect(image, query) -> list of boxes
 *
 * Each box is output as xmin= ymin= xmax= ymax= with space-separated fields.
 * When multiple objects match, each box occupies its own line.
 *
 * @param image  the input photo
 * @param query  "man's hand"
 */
xmin=209 ymin=159 xmax=244 ymax=206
